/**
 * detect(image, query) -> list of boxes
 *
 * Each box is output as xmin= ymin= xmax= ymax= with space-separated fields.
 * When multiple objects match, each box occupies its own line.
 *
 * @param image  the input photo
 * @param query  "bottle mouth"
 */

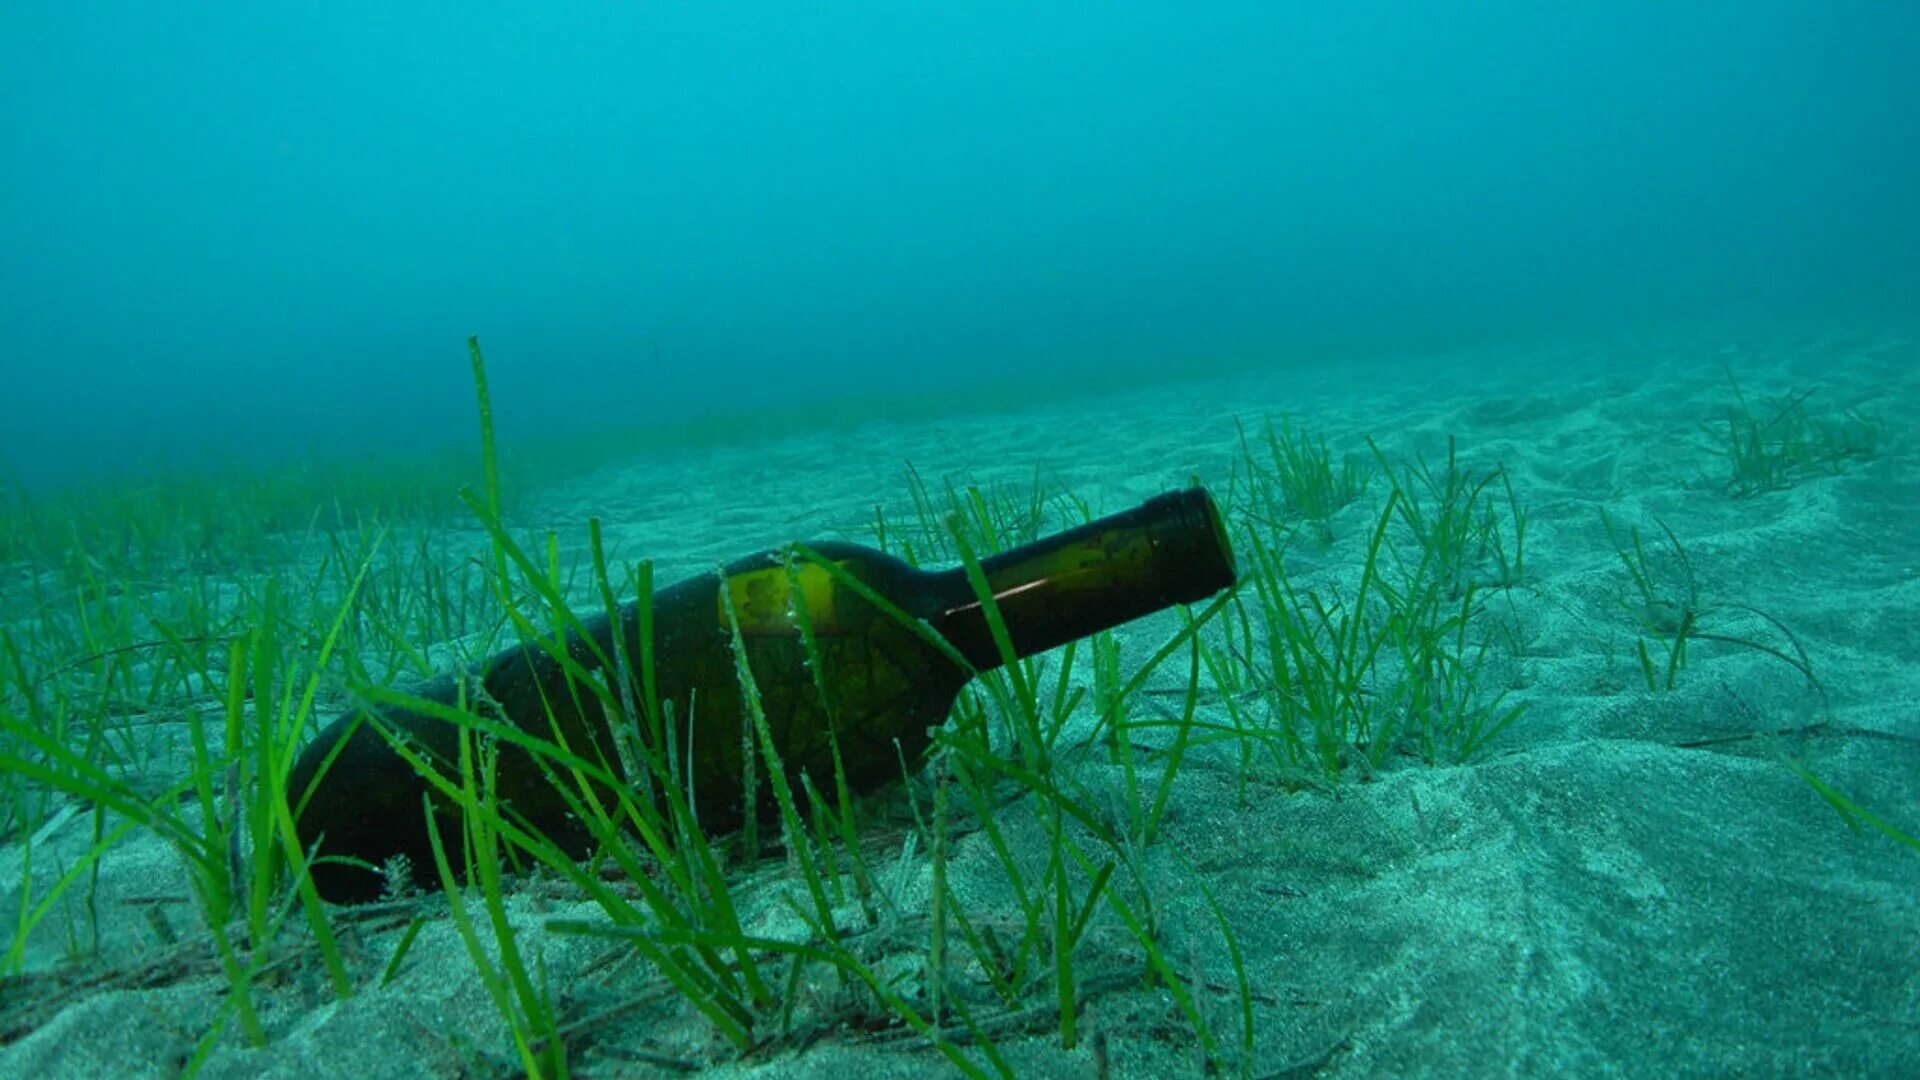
xmin=1188 ymin=486 xmax=1238 ymax=589
xmin=1199 ymin=488 xmax=1237 ymax=584
xmin=1145 ymin=485 xmax=1237 ymax=602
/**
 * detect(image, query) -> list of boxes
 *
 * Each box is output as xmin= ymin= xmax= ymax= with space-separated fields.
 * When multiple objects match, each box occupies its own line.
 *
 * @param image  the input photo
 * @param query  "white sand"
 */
xmin=5 ymin=324 xmax=1918 ymax=1077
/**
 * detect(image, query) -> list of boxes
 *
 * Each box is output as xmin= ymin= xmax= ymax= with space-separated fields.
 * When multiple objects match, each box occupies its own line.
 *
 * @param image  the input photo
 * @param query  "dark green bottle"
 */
xmin=289 ymin=486 xmax=1236 ymax=902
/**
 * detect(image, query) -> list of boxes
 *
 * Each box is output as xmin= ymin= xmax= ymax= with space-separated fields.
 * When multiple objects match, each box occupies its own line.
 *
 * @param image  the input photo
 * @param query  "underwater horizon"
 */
xmin=3 ymin=3 xmax=1917 ymax=493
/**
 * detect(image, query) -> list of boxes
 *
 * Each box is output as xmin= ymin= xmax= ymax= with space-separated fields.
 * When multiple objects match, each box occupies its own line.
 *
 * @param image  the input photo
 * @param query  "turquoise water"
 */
xmin=1 ymin=10 xmax=1917 ymax=1075
xmin=2 ymin=4 xmax=1916 ymax=489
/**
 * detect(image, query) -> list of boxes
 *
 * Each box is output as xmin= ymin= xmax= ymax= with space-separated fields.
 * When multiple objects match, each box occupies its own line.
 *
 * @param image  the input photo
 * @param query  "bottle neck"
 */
xmin=926 ymin=486 xmax=1237 ymax=671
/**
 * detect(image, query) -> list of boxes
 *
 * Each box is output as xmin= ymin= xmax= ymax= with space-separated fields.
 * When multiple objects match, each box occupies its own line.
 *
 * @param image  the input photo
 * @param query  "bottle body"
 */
xmin=290 ymin=486 xmax=1235 ymax=902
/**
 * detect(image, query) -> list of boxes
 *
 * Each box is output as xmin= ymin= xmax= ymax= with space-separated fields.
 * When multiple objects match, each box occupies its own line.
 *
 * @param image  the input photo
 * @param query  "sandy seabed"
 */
xmin=4 ymin=324 xmax=1918 ymax=1078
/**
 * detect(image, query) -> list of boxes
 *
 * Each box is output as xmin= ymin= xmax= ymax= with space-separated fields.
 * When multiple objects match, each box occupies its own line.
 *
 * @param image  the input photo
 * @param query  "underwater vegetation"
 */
xmin=1600 ymin=512 xmax=1820 ymax=697
xmin=1708 ymin=365 xmax=1885 ymax=498
xmin=0 ymin=343 xmax=1904 ymax=1077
